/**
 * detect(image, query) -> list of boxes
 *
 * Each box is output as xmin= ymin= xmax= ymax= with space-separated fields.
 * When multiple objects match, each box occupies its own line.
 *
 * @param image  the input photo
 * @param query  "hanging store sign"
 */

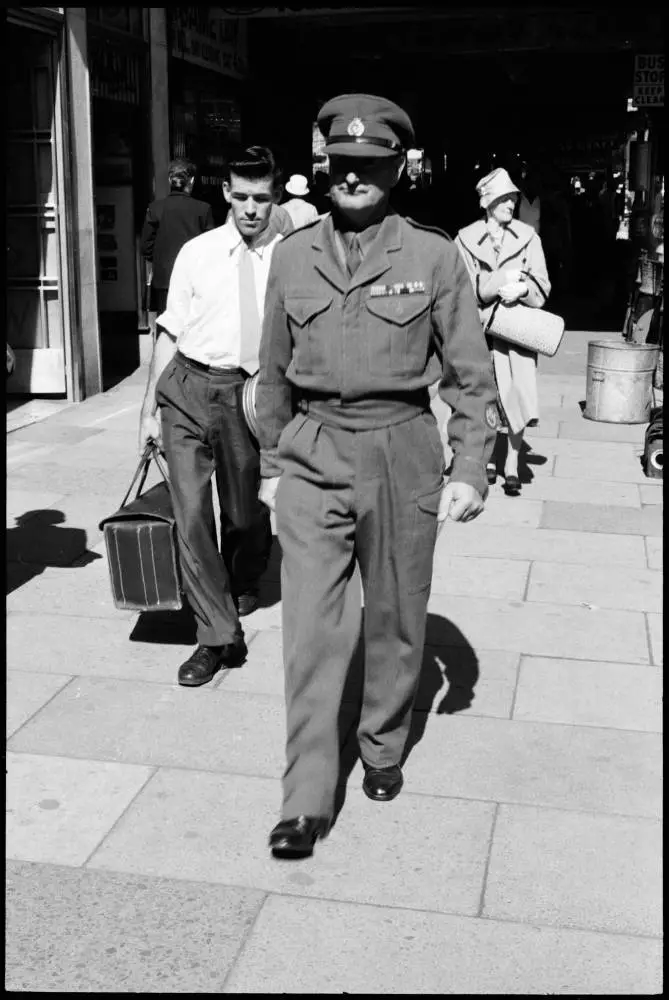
xmin=171 ymin=9 xmax=248 ymax=79
xmin=633 ymin=54 xmax=664 ymax=107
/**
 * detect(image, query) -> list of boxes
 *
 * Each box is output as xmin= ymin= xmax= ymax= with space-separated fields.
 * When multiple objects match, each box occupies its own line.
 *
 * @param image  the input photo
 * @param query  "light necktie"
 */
xmin=347 ymin=234 xmax=362 ymax=277
xmin=238 ymin=244 xmax=261 ymax=375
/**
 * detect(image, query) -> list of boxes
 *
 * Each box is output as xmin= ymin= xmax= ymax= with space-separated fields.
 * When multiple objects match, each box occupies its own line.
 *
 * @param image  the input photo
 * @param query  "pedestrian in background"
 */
xmin=138 ymin=146 xmax=283 ymax=688
xmin=140 ymin=158 xmax=215 ymax=319
xmin=455 ymin=167 xmax=551 ymax=494
xmin=256 ymin=94 xmax=497 ymax=860
xmin=282 ymin=173 xmax=319 ymax=229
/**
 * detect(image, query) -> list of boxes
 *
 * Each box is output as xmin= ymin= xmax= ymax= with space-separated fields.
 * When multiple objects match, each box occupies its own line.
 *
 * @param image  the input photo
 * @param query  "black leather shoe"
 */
xmin=235 ymin=591 xmax=259 ymax=617
xmin=362 ymin=764 xmax=404 ymax=802
xmin=504 ymin=474 xmax=521 ymax=495
xmin=177 ymin=639 xmax=247 ymax=687
xmin=269 ymin=816 xmax=330 ymax=859
xmin=486 ymin=465 xmax=497 ymax=485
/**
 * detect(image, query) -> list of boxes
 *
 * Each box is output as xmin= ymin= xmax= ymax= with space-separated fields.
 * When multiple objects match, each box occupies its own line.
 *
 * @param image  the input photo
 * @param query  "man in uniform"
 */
xmin=255 ymin=95 xmax=497 ymax=859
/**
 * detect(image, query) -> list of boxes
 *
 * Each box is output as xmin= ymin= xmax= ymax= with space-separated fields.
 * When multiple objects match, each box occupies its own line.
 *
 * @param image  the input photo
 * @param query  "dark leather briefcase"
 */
xmin=99 ymin=444 xmax=183 ymax=611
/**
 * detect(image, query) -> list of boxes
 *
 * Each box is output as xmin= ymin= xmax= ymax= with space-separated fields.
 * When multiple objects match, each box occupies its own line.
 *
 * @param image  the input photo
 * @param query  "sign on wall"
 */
xmin=171 ymin=9 xmax=248 ymax=79
xmin=633 ymin=54 xmax=664 ymax=108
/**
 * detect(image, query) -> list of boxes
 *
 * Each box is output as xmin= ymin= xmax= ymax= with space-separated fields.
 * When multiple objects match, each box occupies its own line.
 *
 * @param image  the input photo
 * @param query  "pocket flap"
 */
xmin=415 ymin=484 xmax=443 ymax=514
xmin=366 ymin=294 xmax=430 ymax=326
xmin=285 ymin=297 xmax=332 ymax=327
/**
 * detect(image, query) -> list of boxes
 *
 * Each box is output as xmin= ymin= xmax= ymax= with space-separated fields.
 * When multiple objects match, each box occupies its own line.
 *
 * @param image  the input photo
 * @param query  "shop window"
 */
xmin=88 ymin=8 xmax=147 ymax=39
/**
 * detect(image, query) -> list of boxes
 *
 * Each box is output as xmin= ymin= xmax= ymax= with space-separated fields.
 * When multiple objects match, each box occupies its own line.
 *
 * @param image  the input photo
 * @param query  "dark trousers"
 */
xmin=156 ymin=353 xmax=272 ymax=646
xmin=276 ymin=410 xmax=444 ymax=819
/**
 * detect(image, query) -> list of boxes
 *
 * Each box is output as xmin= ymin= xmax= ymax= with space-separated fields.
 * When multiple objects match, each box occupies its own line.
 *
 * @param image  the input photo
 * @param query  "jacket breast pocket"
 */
xmin=365 ymin=294 xmax=431 ymax=375
xmin=285 ymin=296 xmax=333 ymax=375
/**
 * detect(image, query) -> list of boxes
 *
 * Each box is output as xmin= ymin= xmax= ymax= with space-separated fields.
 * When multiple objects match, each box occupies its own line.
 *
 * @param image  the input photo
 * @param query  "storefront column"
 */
xmin=149 ymin=8 xmax=170 ymax=201
xmin=65 ymin=8 xmax=102 ymax=399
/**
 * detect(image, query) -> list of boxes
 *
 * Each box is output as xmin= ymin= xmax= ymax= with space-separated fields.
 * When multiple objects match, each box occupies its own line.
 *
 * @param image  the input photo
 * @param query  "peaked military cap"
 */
xmin=317 ymin=93 xmax=415 ymax=158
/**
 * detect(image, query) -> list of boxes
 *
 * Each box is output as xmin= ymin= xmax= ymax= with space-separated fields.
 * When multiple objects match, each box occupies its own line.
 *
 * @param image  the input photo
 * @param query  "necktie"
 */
xmin=238 ymin=244 xmax=261 ymax=375
xmin=347 ymin=234 xmax=362 ymax=277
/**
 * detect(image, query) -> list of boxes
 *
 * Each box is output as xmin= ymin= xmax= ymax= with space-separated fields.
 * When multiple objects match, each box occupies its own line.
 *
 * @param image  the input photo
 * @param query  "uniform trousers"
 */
xmin=156 ymin=352 xmax=272 ymax=647
xmin=276 ymin=405 xmax=445 ymax=819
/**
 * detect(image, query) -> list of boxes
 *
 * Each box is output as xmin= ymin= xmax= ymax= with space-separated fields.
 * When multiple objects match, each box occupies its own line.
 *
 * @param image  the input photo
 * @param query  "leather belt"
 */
xmin=298 ymin=390 xmax=430 ymax=431
xmin=175 ymin=351 xmax=247 ymax=378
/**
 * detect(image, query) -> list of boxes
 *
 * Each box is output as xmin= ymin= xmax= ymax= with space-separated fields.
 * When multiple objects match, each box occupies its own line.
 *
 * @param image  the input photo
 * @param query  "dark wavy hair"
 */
xmin=224 ymin=145 xmax=282 ymax=188
xmin=168 ymin=158 xmax=196 ymax=191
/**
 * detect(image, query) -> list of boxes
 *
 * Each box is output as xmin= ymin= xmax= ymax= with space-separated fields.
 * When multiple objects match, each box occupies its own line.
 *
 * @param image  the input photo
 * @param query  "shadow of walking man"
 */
xmin=333 ymin=612 xmax=479 ymax=825
xmin=6 ymin=510 xmax=102 ymax=594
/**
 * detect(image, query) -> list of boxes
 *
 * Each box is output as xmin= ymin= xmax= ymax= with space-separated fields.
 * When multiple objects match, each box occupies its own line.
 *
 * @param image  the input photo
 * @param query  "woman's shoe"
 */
xmin=504 ymin=474 xmax=521 ymax=494
xmin=486 ymin=465 xmax=497 ymax=485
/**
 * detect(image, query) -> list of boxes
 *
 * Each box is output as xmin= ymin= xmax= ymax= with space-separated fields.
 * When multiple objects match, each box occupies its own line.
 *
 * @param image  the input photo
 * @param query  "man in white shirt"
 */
xmin=282 ymin=174 xmax=319 ymax=229
xmin=139 ymin=146 xmax=283 ymax=687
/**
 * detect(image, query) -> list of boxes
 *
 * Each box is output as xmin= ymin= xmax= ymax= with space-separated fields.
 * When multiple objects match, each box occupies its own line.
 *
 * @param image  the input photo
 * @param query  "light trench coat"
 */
xmin=455 ymin=218 xmax=551 ymax=434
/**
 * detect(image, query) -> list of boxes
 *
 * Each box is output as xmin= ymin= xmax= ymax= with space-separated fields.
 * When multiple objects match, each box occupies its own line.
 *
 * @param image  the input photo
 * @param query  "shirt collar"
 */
xmin=224 ymin=214 xmax=275 ymax=259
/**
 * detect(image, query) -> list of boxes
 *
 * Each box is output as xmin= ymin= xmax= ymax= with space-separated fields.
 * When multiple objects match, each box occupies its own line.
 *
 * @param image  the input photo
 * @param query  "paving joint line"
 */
xmin=476 ymin=801 xmax=499 ymax=918
xmin=6 ymin=751 xmax=660 ymax=823
xmin=80 ymin=766 xmax=161 ymax=869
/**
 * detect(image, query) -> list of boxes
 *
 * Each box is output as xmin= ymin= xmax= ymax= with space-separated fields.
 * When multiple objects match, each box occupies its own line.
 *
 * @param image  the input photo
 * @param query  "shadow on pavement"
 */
xmin=6 ymin=510 xmax=102 ymax=594
xmin=332 ymin=612 xmax=479 ymax=826
xmin=487 ymin=435 xmax=549 ymax=486
xmin=129 ymin=605 xmax=198 ymax=646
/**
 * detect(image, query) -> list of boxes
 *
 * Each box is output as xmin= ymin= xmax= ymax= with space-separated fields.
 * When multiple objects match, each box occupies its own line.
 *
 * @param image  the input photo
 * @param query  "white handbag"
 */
xmin=487 ymin=301 xmax=565 ymax=357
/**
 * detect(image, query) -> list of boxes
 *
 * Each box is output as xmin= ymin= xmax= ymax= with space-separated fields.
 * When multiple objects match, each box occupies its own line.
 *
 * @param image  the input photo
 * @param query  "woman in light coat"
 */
xmin=455 ymin=167 xmax=551 ymax=493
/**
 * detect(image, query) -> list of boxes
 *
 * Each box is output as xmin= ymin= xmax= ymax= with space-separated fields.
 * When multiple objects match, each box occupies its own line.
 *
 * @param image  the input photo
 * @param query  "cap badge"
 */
xmin=347 ymin=117 xmax=365 ymax=137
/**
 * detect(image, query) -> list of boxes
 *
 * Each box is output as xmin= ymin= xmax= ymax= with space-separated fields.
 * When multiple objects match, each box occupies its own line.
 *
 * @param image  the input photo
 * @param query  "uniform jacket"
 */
xmin=256 ymin=209 xmax=497 ymax=496
xmin=141 ymin=192 xmax=215 ymax=289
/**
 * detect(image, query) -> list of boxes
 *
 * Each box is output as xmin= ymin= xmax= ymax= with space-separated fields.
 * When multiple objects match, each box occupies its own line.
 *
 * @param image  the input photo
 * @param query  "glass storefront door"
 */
xmin=7 ymin=22 xmax=68 ymax=395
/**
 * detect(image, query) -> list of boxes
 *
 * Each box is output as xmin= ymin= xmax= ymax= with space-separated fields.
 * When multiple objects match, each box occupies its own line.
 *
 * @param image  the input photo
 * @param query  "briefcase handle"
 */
xmin=120 ymin=443 xmax=171 ymax=510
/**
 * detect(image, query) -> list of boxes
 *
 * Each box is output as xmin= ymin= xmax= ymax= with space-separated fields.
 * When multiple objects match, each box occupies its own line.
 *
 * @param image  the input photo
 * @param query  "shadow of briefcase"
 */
xmin=99 ymin=443 xmax=183 ymax=611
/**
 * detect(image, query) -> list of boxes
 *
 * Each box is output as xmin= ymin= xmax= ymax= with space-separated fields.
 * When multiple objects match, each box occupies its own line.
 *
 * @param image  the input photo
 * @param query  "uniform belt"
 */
xmin=298 ymin=390 xmax=430 ymax=431
xmin=175 ymin=351 xmax=248 ymax=378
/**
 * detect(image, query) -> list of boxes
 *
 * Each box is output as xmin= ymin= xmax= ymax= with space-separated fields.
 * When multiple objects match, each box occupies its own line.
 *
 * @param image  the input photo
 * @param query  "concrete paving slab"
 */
xmin=513 ymin=417 xmax=560 ymax=438
xmin=222 ymin=894 xmax=662 ymax=996
xmin=438 ymin=521 xmax=647 ymax=567
xmin=554 ymin=453 xmax=649 ymax=484
xmin=8 ymin=460 xmax=137 ymax=497
xmin=8 ymin=423 xmax=107 ymax=446
xmin=238 ymin=599 xmax=283 ymax=631
xmin=6 ymin=752 xmax=152 ymax=866
xmin=220 ymin=630 xmax=519 ymax=721
xmin=6 ymin=489 xmax=67 ymax=524
xmin=526 ymin=561 xmax=662 ymax=613
xmin=6 ymin=612 xmax=197 ymax=683
xmin=525 ymin=437 xmax=639 ymax=459
xmin=483 ymin=804 xmax=662 ymax=937
xmin=89 ymin=769 xmax=495 ymax=917
xmin=5 ymin=861 xmax=264 ymax=994
xmin=513 ymin=656 xmax=662 ymax=732
xmin=639 ymin=482 xmax=664 ymax=505
xmin=7 ymin=678 xmax=291 ymax=780
xmin=480 ymin=497 xmax=543 ymax=527
xmin=425 ymin=595 xmax=650 ymax=663
xmin=645 ymin=535 xmax=663 ymax=570
xmin=431 ymin=555 xmax=530 ymax=600
xmin=557 ymin=419 xmax=647 ymax=443
xmin=507 ymin=475 xmax=641 ymax=506
xmin=397 ymin=714 xmax=661 ymax=817
xmin=647 ymin=614 xmax=663 ymax=666
xmin=539 ymin=500 xmax=663 ymax=536
xmin=7 ymin=672 xmax=73 ymax=739
xmin=7 ymin=558 xmax=127 ymax=618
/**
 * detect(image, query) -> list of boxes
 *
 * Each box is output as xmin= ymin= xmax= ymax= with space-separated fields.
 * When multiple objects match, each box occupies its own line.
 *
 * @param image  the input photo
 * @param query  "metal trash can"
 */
xmin=584 ymin=341 xmax=660 ymax=424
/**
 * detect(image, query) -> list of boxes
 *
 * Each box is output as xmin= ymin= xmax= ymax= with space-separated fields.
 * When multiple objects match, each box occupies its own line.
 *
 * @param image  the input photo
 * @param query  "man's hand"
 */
xmin=438 ymin=481 xmax=484 ymax=526
xmin=139 ymin=410 xmax=162 ymax=454
xmin=259 ymin=476 xmax=281 ymax=512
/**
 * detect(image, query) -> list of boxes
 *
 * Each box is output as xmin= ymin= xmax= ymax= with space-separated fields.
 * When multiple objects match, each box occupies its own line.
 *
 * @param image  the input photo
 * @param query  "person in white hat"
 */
xmin=455 ymin=167 xmax=551 ymax=494
xmin=282 ymin=173 xmax=319 ymax=229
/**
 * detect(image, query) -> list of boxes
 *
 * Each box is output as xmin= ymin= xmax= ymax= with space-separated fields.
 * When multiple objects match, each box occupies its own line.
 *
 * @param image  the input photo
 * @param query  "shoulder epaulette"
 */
xmin=406 ymin=217 xmax=452 ymax=241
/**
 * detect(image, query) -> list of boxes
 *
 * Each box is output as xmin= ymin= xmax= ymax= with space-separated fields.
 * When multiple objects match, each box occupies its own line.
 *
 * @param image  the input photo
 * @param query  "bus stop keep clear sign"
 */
xmin=634 ymin=55 xmax=664 ymax=107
